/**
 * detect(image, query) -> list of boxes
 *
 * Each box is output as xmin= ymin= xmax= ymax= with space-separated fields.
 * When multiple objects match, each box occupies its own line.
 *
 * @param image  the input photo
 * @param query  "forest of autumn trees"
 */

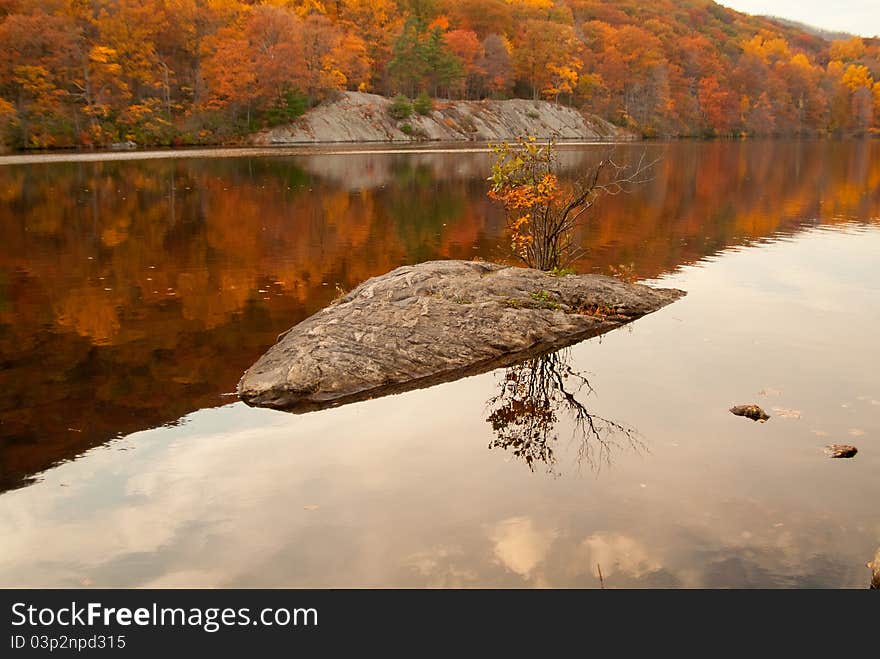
xmin=1 ymin=0 xmax=880 ymax=148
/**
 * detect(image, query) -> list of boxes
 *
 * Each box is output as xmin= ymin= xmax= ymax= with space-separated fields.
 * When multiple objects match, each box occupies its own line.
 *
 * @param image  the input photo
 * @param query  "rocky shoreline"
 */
xmin=252 ymin=92 xmax=632 ymax=145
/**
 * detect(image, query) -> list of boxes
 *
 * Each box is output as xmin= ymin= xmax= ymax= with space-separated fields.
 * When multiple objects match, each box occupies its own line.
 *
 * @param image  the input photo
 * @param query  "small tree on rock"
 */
xmin=413 ymin=90 xmax=433 ymax=115
xmin=389 ymin=94 xmax=413 ymax=120
xmin=487 ymin=136 xmax=654 ymax=271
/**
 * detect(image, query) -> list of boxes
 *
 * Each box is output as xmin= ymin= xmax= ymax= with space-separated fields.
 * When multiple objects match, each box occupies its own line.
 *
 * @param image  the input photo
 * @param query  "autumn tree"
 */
xmin=246 ymin=6 xmax=308 ymax=110
xmin=299 ymin=14 xmax=370 ymax=100
xmin=444 ymin=28 xmax=483 ymax=99
xmin=478 ymin=34 xmax=513 ymax=98
xmin=200 ymin=26 xmax=257 ymax=125
xmin=336 ymin=0 xmax=401 ymax=87
xmin=0 ymin=96 xmax=17 ymax=146
xmin=698 ymin=76 xmax=735 ymax=135
xmin=511 ymin=19 xmax=579 ymax=101
xmin=487 ymin=136 xmax=654 ymax=271
xmin=0 ymin=10 xmax=80 ymax=146
xmin=581 ymin=22 xmax=670 ymax=128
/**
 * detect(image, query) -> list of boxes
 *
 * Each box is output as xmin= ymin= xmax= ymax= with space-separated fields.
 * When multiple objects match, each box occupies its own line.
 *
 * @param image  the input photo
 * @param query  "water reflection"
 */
xmin=487 ymin=349 xmax=640 ymax=474
xmin=0 ymin=222 xmax=877 ymax=587
xmin=0 ymin=140 xmax=878 ymax=492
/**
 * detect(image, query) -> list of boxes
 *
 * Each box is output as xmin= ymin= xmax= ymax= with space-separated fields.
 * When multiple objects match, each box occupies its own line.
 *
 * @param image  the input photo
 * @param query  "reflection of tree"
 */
xmin=486 ymin=349 xmax=641 ymax=474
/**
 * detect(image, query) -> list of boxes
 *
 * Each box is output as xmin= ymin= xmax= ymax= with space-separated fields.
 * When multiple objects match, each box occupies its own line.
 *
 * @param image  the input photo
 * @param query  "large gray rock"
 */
xmin=238 ymin=260 xmax=684 ymax=412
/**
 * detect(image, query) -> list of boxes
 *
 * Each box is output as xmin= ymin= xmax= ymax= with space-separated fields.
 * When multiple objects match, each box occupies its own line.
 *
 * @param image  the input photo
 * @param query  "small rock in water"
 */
xmin=729 ymin=404 xmax=770 ymax=422
xmin=825 ymin=444 xmax=858 ymax=459
xmin=868 ymin=547 xmax=880 ymax=589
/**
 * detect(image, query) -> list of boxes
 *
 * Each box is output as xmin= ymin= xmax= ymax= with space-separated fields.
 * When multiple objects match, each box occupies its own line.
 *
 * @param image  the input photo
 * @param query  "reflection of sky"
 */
xmin=1 ymin=225 xmax=878 ymax=588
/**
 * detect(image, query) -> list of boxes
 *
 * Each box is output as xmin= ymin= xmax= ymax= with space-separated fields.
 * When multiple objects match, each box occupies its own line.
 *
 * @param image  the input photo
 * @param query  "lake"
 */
xmin=0 ymin=140 xmax=878 ymax=587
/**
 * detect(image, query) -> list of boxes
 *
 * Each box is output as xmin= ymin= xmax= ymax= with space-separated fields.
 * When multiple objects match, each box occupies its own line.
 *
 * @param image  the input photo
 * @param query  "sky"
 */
xmin=719 ymin=1 xmax=880 ymax=38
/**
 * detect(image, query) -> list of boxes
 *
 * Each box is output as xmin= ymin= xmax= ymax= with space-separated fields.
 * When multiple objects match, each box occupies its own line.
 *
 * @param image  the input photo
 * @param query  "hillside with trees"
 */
xmin=1 ymin=0 xmax=879 ymax=148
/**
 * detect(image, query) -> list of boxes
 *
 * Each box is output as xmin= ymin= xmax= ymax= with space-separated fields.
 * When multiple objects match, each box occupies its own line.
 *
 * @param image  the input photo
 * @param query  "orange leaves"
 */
xmin=698 ymin=76 xmax=735 ymax=133
xmin=445 ymin=29 xmax=483 ymax=72
xmin=201 ymin=27 xmax=256 ymax=110
xmin=332 ymin=33 xmax=372 ymax=91
xmin=488 ymin=174 xmax=559 ymax=210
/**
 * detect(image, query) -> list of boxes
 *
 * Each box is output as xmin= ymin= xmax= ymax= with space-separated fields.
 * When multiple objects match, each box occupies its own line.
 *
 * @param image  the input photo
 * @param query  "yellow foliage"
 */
xmin=89 ymin=45 xmax=120 ymax=65
xmin=741 ymin=34 xmax=790 ymax=63
xmin=829 ymin=37 xmax=865 ymax=62
xmin=505 ymin=0 xmax=554 ymax=9
xmin=842 ymin=64 xmax=873 ymax=91
xmin=788 ymin=53 xmax=813 ymax=72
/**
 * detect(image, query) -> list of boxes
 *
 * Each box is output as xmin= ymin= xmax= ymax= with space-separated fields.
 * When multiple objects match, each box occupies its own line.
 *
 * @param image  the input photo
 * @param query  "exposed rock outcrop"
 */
xmin=238 ymin=260 xmax=684 ymax=412
xmin=252 ymin=92 xmax=631 ymax=145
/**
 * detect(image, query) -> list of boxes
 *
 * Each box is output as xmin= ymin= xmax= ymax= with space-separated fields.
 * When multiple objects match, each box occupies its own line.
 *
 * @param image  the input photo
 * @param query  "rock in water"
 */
xmin=238 ymin=260 xmax=685 ymax=412
xmin=869 ymin=547 xmax=880 ymax=589
xmin=825 ymin=444 xmax=858 ymax=458
xmin=730 ymin=405 xmax=770 ymax=422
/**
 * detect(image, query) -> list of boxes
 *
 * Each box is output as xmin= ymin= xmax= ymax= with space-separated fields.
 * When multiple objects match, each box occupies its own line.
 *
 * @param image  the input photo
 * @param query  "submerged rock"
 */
xmin=730 ymin=404 xmax=770 ymax=422
xmin=238 ymin=260 xmax=684 ymax=412
xmin=825 ymin=444 xmax=858 ymax=458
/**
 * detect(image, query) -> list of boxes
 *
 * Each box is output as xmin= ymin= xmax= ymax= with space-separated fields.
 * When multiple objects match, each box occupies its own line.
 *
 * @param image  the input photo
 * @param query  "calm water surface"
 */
xmin=0 ymin=140 xmax=878 ymax=587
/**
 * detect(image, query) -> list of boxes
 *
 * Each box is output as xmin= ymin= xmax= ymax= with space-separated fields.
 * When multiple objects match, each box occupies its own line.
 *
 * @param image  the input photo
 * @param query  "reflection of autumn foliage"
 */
xmin=571 ymin=140 xmax=880 ymax=277
xmin=486 ymin=349 xmax=640 ymax=474
xmin=0 ymin=141 xmax=878 ymax=491
xmin=54 ymin=287 xmax=121 ymax=345
xmin=0 ymin=154 xmax=497 ymax=491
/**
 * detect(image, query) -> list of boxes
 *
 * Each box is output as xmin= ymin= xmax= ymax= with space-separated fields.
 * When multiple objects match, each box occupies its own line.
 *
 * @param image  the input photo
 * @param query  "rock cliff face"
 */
xmin=252 ymin=92 xmax=631 ymax=144
xmin=238 ymin=260 xmax=684 ymax=412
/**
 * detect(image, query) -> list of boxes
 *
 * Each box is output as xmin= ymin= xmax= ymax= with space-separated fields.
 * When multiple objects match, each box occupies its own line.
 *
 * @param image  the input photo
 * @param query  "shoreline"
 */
xmin=3 ymin=134 xmax=874 ymax=167
xmin=0 ymin=140 xmax=629 ymax=166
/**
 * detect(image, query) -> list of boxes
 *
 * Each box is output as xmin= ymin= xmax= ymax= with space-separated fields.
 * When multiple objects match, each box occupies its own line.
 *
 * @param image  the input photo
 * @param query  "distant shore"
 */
xmin=0 ymin=141 xmax=629 ymax=167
